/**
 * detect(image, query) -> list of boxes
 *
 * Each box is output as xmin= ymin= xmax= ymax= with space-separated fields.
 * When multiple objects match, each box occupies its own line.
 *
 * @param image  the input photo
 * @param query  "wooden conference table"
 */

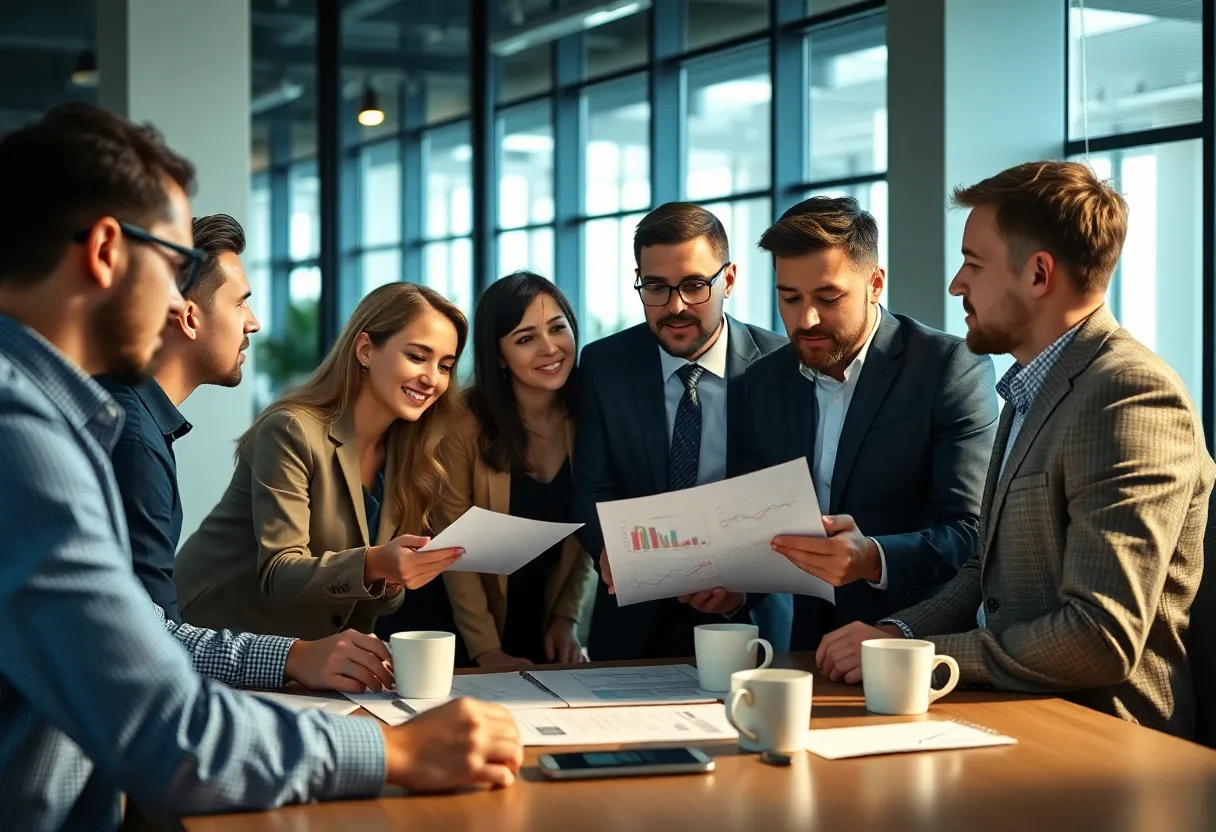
xmin=183 ymin=653 xmax=1216 ymax=832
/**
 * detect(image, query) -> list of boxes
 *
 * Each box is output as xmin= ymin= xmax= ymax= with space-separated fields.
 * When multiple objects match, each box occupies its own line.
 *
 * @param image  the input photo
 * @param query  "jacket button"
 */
xmin=986 ymin=598 xmax=1000 ymax=614
xmin=332 ymin=614 xmax=343 ymax=628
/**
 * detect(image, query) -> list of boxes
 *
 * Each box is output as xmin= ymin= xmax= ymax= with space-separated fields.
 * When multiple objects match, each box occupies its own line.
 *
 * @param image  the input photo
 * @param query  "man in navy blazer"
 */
xmin=573 ymin=202 xmax=787 ymax=660
xmin=686 ymin=196 xmax=998 ymax=651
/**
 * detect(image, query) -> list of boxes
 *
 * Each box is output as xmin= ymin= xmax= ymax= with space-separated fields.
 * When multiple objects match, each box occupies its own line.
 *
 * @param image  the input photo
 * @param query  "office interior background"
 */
xmin=0 ymin=0 xmax=1211 ymax=536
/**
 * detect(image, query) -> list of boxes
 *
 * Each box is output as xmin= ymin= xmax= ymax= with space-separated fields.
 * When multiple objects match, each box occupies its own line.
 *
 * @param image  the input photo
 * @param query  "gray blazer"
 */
xmin=895 ymin=306 xmax=1214 ymax=738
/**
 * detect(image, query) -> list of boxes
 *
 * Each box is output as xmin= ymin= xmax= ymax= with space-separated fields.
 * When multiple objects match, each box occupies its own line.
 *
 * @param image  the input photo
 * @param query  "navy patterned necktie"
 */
xmin=668 ymin=363 xmax=706 ymax=491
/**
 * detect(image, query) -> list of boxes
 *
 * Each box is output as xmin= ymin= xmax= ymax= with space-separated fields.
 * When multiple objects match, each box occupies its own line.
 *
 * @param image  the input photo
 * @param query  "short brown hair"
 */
xmin=0 ymin=103 xmax=196 ymax=287
xmin=759 ymin=196 xmax=878 ymax=269
xmin=951 ymin=161 xmax=1127 ymax=296
xmin=633 ymin=202 xmax=729 ymax=266
xmin=190 ymin=214 xmax=246 ymax=308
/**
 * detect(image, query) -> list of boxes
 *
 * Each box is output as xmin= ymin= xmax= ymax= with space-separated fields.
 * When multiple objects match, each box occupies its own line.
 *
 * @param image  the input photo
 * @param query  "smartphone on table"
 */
xmin=538 ymin=747 xmax=714 ymax=780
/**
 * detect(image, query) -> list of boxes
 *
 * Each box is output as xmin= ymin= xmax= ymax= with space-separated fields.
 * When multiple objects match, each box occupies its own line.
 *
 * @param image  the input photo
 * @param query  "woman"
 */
xmin=438 ymin=271 xmax=596 ymax=667
xmin=175 ymin=282 xmax=468 ymax=653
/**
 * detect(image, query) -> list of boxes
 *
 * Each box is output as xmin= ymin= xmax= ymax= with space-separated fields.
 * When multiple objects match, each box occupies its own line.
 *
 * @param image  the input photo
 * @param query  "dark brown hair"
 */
xmin=759 ymin=196 xmax=879 ymax=269
xmin=0 ymin=102 xmax=196 ymax=287
xmin=190 ymin=214 xmax=246 ymax=308
xmin=951 ymin=160 xmax=1128 ymax=296
xmin=633 ymin=202 xmax=729 ymax=267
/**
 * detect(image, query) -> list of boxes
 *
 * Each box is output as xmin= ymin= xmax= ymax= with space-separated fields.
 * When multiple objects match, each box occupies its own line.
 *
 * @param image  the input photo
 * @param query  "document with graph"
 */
xmin=596 ymin=458 xmax=834 ymax=606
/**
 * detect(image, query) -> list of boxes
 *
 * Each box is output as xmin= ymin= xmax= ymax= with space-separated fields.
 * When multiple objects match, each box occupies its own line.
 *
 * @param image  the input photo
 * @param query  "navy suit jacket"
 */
xmin=739 ymin=312 xmax=998 ymax=651
xmin=573 ymin=316 xmax=787 ymax=659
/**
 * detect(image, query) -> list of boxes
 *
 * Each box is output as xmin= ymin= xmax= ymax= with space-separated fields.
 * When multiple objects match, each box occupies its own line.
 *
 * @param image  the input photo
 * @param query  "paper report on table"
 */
xmin=597 ymin=459 xmax=835 ymax=606
xmin=420 ymin=506 xmax=582 ymax=575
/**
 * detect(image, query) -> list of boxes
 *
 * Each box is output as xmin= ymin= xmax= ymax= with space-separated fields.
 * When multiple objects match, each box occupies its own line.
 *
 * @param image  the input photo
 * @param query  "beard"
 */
xmin=963 ymin=293 xmax=1031 ymax=355
xmin=795 ymin=306 xmax=873 ymax=375
xmin=652 ymin=309 xmax=721 ymax=359
xmin=214 ymin=336 xmax=249 ymax=388
xmin=90 ymin=267 xmax=158 ymax=385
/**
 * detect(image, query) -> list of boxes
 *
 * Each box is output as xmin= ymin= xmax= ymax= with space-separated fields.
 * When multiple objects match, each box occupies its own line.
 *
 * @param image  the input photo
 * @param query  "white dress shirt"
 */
xmin=798 ymin=307 xmax=888 ymax=589
xmin=658 ymin=322 xmax=730 ymax=486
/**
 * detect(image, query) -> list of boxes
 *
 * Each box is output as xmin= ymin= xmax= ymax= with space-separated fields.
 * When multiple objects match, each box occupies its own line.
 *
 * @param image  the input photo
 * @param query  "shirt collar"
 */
xmin=134 ymin=379 xmax=192 ymax=441
xmin=0 ymin=312 xmax=124 ymax=449
xmin=658 ymin=319 xmax=730 ymax=382
xmin=799 ymin=305 xmax=883 ymax=384
xmin=995 ymin=322 xmax=1083 ymax=412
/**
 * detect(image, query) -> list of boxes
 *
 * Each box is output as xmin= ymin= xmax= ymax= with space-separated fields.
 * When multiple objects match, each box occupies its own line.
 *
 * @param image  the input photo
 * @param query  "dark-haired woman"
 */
xmin=437 ymin=271 xmax=595 ymax=667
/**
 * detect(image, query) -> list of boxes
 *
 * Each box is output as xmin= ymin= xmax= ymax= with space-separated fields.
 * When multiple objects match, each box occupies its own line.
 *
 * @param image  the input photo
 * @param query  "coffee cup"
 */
xmin=725 ymin=668 xmax=812 ymax=753
xmin=861 ymin=638 xmax=959 ymax=715
xmin=694 ymin=623 xmax=774 ymax=692
xmin=390 ymin=631 xmax=456 ymax=699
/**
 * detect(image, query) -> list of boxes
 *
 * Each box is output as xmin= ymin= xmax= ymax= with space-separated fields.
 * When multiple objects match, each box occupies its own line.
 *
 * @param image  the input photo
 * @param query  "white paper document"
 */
xmin=514 ymin=704 xmax=737 ymax=747
xmin=804 ymin=720 xmax=1017 ymax=760
xmin=524 ymin=665 xmax=718 ymax=708
xmin=249 ymin=690 xmax=360 ymax=717
xmin=420 ymin=506 xmax=582 ymax=575
xmin=596 ymin=459 xmax=834 ymax=605
xmin=342 ymin=672 xmax=568 ymax=725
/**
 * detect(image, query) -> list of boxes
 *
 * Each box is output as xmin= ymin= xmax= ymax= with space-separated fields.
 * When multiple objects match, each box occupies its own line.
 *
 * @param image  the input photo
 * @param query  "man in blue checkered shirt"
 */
xmin=0 ymin=103 xmax=522 ymax=830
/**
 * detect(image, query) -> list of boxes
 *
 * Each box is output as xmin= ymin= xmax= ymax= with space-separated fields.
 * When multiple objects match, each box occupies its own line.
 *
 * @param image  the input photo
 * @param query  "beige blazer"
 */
xmin=896 ymin=306 xmax=1214 ymax=738
xmin=175 ymin=408 xmax=411 ymax=640
xmin=438 ymin=410 xmax=595 ymax=660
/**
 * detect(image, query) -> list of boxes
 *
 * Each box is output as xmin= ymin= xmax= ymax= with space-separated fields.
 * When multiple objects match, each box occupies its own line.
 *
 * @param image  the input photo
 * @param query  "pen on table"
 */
xmin=391 ymin=698 xmax=418 ymax=717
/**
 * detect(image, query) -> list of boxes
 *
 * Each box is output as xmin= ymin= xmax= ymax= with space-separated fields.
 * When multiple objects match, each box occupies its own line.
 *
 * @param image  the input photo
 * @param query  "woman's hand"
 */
xmin=544 ymin=617 xmax=587 ymax=664
xmin=365 ymin=534 xmax=463 ymax=588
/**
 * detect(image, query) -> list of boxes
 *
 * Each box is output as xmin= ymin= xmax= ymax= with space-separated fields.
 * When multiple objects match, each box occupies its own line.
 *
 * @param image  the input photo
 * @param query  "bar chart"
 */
xmin=622 ymin=512 xmax=710 ymax=553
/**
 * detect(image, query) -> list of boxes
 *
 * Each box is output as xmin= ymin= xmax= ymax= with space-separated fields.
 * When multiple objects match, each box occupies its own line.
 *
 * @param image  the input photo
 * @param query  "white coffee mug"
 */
xmin=694 ymin=623 xmax=774 ymax=692
xmin=390 ymin=631 xmax=456 ymax=699
xmin=861 ymin=638 xmax=960 ymax=715
xmin=725 ymin=668 xmax=812 ymax=753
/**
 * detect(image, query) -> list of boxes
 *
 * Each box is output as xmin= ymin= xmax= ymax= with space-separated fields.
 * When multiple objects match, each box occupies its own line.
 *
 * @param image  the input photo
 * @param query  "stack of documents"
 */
xmin=804 ymin=720 xmax=1017 ymax=759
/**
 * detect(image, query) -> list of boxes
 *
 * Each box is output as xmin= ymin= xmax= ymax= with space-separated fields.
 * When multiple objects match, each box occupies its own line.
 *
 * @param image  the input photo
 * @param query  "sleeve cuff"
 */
xmin=876 ymin=617 xmax=915 ymax=639
xmin=324 ymin=714 xmax=387 ymax=799
xmin=866 ymin=538 xmax=889 ymax=591
xmin=244 ymin=634 xmax=297 ymax=689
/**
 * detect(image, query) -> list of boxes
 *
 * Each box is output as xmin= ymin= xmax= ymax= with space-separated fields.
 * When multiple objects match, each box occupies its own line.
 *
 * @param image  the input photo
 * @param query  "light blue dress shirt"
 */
xmin=658 ymin=321 xmax=730 ymax=486
xmin=798 ymin=307 xmax=888 ymax=589
xmin=0 ymin=314 xmax=384 ymax=830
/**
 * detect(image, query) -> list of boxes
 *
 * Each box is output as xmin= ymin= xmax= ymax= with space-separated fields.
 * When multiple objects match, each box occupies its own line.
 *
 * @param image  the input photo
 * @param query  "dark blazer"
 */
xmin=573 ymin=315 xmax=787 ymax=660
xmin=740 ymin=311 xmax=998 ymax=651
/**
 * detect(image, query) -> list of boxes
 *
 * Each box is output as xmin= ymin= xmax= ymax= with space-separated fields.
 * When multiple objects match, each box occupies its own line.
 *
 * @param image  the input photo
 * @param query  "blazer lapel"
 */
xmin=725 ymin=316 xmax=759 ymax=477
xmin=330 ymin=411 xmax=369 ymax=546
xmin=981 ymin=306 xmax=1121 ymax=555
xmin=829 ymin=312 xmax=902 ymax=513
xmin=374 ymin=426 xmax=402 ymax=543
xmin=631 ymin=330 xmax=670 ymax=493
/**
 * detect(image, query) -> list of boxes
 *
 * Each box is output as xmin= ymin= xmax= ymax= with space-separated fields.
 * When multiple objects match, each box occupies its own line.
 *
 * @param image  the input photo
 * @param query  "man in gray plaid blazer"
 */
xmin=816 ymin=160 xmax=1213 ymax=739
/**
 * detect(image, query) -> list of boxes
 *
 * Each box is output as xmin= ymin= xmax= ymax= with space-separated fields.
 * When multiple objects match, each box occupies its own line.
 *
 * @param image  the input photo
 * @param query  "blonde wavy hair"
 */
xmin=238 ymin=282 xmax=469 ymax=533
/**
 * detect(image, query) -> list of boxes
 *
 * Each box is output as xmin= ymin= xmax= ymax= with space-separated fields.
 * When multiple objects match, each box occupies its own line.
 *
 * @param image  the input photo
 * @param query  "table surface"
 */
xmin=183 ymin=653 xmax=1216 ymax=832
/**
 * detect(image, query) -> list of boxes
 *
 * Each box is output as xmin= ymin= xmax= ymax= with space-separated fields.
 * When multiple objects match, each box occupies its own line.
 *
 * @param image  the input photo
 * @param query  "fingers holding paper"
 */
xmin=771 ymin=514 xmax=881 ymax=587
xmin=365 ymin=534 xmax=464 ymax=589
xmin=599 ymin=548 xmax=615 ymax=595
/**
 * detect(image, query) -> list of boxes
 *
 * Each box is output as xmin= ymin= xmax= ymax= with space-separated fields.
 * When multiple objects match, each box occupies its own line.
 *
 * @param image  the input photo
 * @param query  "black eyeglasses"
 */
xmin=72 ymin=221 xmax=206 ymax=295
xmin=634 ymin=261 xmax=731 ymax=308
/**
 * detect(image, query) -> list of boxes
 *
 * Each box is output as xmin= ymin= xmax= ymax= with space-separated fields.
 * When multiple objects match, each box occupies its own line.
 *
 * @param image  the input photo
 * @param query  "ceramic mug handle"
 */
xmin=929 ymin=655 xmax=960 ymax=703
xmin=725 ymin=688 xmax=760 ymax=743
xmin=748 ymin=637 xmax=774 ymax=671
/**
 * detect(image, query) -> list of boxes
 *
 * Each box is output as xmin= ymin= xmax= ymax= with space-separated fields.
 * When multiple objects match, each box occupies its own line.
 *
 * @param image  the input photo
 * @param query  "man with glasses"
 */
xmin=0 ymin=103 xmax=521 ymax=829
xmin=573 ymin=202 xmax=787 ymax=660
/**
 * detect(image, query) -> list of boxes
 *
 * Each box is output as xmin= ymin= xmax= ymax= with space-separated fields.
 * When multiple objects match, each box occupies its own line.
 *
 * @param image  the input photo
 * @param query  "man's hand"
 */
xmin=679 ymin=588 xmax=745 ymax=615
xmin=365 ymin=534 xmax=463 ymax=588
xmin=599 ymin=549 xmax=614 ymax=595
xmin=475 ymin=649 xmax=533 ymax=669
xmin=382 ymin=698 xmax=524 ymax=791
xmin=772 ymin=515 xmax=881 ymax=587
xmin=544 ymin=617 xmax=587 ymax=664
xmin=284 ymin=629 xmax=394 ymax=693
xmin=815 ymin=621 xmax=903 ymax=683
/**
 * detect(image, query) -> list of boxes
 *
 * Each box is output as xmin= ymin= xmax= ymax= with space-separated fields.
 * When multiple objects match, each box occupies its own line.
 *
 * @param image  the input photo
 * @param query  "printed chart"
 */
xmin=717 ymin=492 xmax=798 ymax=536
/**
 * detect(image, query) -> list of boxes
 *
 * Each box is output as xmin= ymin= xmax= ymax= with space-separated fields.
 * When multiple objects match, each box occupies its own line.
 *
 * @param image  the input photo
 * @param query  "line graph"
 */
xmin=628 ymin=556 xmax=719 ymax=592
xmin=717 ymin=492 xmax=799 ymax=534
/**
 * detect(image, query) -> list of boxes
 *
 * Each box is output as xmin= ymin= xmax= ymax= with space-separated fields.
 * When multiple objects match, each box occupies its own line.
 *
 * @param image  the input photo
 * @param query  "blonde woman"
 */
xmin=176 ymin=283 xmax=468 ymax=675
xmin=437 ymin=271 xmax=595 ymax=667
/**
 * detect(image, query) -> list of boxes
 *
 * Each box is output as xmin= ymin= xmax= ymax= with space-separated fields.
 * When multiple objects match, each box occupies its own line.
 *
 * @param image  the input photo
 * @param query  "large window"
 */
xmin=585 ymin=75 xmax=651 ymax=216
xmin=498 ymin=99 xmax=555 ymax=277
xmin=685 ymin=46 xmax=771 ymax=201
xmin=583 ymin=214 xmax=647 ymax=343
xmin=422 ymin=121 xmax=474 ymax=314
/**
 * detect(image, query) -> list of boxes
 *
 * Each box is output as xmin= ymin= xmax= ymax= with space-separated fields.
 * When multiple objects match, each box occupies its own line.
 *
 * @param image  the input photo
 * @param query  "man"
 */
xmin=0 ymin=103 xmax=520 ymax=829
xmin=685 ymin=197 xmax=997 ymax=651
xmin=98 ymin=213 xmax=393 ymax=695
xmin=573 ymin=202 xmax=787 ymax=660
xmin=817 ymin=161 xmax=1212 ymax=738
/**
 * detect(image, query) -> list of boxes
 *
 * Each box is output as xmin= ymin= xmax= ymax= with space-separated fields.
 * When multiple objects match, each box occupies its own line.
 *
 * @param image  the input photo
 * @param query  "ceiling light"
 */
xmin=358 ymin=85 xmax=385 ymax=127
xmin=71 ymin=51 xmax=98 ymax=88
xmin=492 ymin=0 xmax=650 ymax=57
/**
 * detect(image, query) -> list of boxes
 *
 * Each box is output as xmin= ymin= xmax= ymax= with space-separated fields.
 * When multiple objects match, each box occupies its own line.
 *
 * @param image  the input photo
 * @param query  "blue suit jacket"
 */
xmin=573 ymin=316 xmax=787 ymax=659
xmin=739 ymin=312 xmax=998 ymax=651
